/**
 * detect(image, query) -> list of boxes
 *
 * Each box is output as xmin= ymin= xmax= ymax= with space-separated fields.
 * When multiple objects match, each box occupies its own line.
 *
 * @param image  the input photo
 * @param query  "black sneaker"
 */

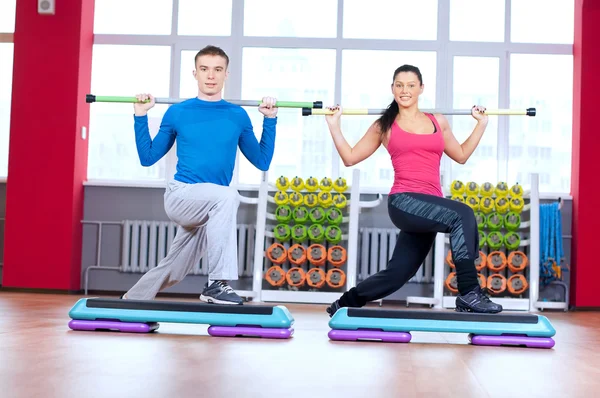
xmin=326 ymin=300 xmax=341 ymax=317
xmin=455 ymin=286 xmax=502 ymax=313
xmin=200 ymin=281 xmax=243 ymax=305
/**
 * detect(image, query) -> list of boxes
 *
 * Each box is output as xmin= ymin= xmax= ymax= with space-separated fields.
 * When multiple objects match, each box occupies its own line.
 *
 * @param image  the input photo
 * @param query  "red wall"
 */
xmin=2 ymin=0 xmax=94 ymax=290
xmin=570 ymin=0 xmax=600 ymax=307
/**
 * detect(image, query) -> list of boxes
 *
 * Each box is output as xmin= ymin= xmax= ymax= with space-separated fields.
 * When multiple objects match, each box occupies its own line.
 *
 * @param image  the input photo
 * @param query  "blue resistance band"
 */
xmin=539 ymin=202 xmax=564 ymax=288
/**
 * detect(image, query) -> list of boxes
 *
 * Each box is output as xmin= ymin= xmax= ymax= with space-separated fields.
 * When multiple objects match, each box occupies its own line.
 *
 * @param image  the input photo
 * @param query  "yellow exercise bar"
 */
xmin=302 ymin=107 xmax=536 ymax=117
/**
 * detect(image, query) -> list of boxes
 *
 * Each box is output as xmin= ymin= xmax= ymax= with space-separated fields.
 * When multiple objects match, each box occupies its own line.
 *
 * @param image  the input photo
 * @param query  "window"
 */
xmin=180 ymin=50 xmax=200 ymax=99
xmin=0 ymin=0 xmax=16 ymax=32
xmin=511 ymin=0 xmax=574 ymax=44
xmin=509 ymin=146 xmax=523 ymax=158
xmin=0 ymin=44 xmax=14 ymax=178
xmin=238 ymin=47 xmax=336 ymax=185
xmin=450 ymin=0 xmax=505 ymax=42
xmin=93 ymin=0 xmax=173 ymax=35
xmin=338 ymin=50 xmax=437 ymax=189
xmin=244 ymin=0 xmax=337 ymax=38
xmin=178 ymin=0 xmax=232 ymax=36
xmin=83 ymin=0 xmax=574 ymax=194
xmin=448 ymin=56 xmax=499 ymax=184
xmin=343 ymin=0 xmax=438 ymax=40
xmin=87 ymin=45 xmax=172 ymax=181
xmin=508 ymin=54 xmax=572 ymax=192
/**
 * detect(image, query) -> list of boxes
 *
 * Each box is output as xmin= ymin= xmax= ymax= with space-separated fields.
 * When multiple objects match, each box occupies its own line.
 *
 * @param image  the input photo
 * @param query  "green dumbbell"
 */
xmin=486 ymin=212 xmax=504 ymax=231
xmin=309 ymin=206 xmax=326 ymax=224
xmin=475 ymin=211 xmax=486 ymax=230
xmin=275 ymin=205 xmax=292 ymax=223
xmin=292 ymin=206 xmax=309 ymax=224
xmin=273 ymin=224 xmax=291 ymax=241
xmin=486 ymin=231 xmax=504 ymax=250
xmin=307 ymin=224 xmax=325 ymax=242
xmin=326 ymin=207 xmax=343 ymax=225
xmin=291 ymin=224 xmax=308 ymax=242
xmin=504 ymin=231 xmax=521 ymax=250
xmin=479 ymin=230 xmax=487 ymax=248
xmin=325 ymin=225 xmax=342 ymax=244
xmin=504 ymin=212 xmax=521 ymax=231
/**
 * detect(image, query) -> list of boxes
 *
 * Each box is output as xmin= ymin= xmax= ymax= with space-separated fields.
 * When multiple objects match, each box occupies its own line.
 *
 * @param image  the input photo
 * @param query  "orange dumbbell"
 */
xmin=444 ymin=272 xmax=458 ymax=293
xmin=475 ymin=251 xmax=487 ymax=271
xmin=326 ymin=268 xmax=346 ymax=288
xmin=266 ymin=243 xmax=287 ymax=264
xmin=477 ymin=273 xmax=486 ymax=289
xmin=507 ymin=274 xmax=528 ymax=295
xmin=286 ymin=267 xmax=306 ymax=287
xmin=265 ymin=265 xmax=286 ymax=287
xmin=446 ymin=251 xmax=455 ymax=269
xmin=327 ymin=245 xmax=347 ymax=267
xmin=307 ymin=244 xmax=327 ymax=266
xmin=287 ymin=244 xmax=307 ymax=266
xmin=507 ymin=251 xmax=528 ymax=273
xmin=487 ymin=251 xmax=507 ymax=272
xmin=306 ymin=268 xmax=326 ymax=288
xmin=487 ymin=273 xmax=507 ymax=294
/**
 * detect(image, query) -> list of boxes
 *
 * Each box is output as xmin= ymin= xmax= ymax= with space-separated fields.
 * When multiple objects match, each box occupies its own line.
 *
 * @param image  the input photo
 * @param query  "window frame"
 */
xmin=77 ymin=0 xmax=574 ymax=196
xmin=0 ymin=30 xmax=14 ymax=181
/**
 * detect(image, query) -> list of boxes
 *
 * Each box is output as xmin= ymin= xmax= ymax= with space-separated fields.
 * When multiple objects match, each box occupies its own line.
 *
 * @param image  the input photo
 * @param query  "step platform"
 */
xmin=68 ymin=319 xmax=160 ymax=333
xmin=328 ymin=308 xmax=556 ymax=348
xmin=68 ymin=298 xmax=294 ymax=339
xmin=208 ymin=326 xmax=294 ymax=339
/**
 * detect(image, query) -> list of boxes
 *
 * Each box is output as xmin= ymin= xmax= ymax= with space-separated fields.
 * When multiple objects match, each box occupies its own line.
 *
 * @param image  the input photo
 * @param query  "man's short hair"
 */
xmin=194 ymin=45 xmax=229 ymax=67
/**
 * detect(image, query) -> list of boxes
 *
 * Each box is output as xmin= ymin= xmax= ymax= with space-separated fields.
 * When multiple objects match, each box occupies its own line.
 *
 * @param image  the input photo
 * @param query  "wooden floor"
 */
xmin=1 ymin=292 xmax=599 ymax=398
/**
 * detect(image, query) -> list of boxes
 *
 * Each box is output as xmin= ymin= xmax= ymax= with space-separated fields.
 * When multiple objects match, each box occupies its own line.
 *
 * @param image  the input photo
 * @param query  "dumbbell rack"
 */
xmin=428 ymin=173 xmax=541 ymax=312
xmin=250 ymin=169 xmax=381 ymax=304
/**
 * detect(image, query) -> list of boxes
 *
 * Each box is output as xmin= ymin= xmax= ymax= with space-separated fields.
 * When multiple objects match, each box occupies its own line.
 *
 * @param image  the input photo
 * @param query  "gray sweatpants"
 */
xmin=125 ymin=179 xmax=240 ymax=300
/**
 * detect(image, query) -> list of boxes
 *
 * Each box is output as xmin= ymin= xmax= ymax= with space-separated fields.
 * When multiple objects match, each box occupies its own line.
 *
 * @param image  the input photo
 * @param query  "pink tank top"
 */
xmin=388 ymin=113 xmax=445 ymax=197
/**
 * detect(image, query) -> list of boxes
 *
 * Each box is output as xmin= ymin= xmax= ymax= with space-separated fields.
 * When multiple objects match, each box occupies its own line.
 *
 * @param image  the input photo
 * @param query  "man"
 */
xmin=122 ymin=45 xmax=278 ymax=305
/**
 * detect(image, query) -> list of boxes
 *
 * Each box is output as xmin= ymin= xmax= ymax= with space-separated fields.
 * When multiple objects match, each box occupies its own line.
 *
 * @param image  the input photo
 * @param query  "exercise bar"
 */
xmin=85 ymin=94 xmax=323 ymax=109
xmin=302 ymin=107 xmax=536 ymax=117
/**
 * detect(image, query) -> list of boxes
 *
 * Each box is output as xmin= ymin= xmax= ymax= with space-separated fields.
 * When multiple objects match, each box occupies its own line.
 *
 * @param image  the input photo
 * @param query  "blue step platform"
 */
xmin=69 ymin=298 xmax=294 ymax=329
xmin=329 ymin=308 xmax=555 ymax=337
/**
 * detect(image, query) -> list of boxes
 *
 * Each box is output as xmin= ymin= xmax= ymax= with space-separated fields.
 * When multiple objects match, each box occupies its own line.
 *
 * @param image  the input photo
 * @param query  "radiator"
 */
xmin=119 ymin=220 xmax=256 ymax=277
xmin=358 ymin=227 xmax=434 ymax=283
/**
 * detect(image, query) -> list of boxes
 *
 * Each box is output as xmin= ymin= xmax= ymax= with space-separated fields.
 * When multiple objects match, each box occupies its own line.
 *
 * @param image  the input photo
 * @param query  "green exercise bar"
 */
xmin=85 ymin=94 xmax=323 ymax=109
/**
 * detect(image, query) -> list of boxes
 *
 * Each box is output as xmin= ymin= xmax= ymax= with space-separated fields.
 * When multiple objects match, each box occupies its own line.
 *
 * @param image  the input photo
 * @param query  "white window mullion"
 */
xmin=230 ymin=0 xmax=245 ymax=186
xmin=496 ymin=51 xmax=510 ymax=185
xmin=164 ymin=0 xmax=181 ymax=185
xmin=438 ymin=0 xmax=452 ymax=191
xmin=496 ymin=0 xmax=512 ymax=184
xmin=331 ymin=0 xmax=344 ymax=179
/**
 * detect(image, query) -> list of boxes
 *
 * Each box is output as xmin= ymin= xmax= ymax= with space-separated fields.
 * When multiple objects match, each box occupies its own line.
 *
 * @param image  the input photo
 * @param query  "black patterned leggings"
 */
xmin=339 ymin=192 xmax=480 ymax=308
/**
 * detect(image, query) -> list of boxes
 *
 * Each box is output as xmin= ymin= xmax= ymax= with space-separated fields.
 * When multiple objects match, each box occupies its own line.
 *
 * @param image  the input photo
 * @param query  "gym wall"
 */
xmin=0 ymin=182 xmax=570 ymax=303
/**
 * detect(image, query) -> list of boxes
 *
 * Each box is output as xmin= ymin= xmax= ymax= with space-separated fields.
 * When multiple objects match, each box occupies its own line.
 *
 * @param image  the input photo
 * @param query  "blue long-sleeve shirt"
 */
xmin=133 ymin=97 xmax=277 ymax=185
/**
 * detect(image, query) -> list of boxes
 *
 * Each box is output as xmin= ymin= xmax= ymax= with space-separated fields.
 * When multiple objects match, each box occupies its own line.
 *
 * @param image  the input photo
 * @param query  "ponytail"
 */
xmin=376 ymin=99 xmax=399 ymax=134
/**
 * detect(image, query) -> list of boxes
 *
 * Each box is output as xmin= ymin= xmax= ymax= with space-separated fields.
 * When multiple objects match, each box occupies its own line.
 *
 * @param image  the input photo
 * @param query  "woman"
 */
xmin=325 ymin=64 xmax=502 ymax=316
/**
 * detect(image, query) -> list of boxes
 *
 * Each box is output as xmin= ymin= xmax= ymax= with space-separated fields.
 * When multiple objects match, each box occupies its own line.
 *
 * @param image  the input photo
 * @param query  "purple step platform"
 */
xmin=469 ymin=334 xmax=555 ymax=349
xmin=68 ymin=319 xmax=159 ymax=333
xmin=328 ymin=329 xmax=412 ymax=343
xmin=207 ymin=326 xmax=294 ymax=339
